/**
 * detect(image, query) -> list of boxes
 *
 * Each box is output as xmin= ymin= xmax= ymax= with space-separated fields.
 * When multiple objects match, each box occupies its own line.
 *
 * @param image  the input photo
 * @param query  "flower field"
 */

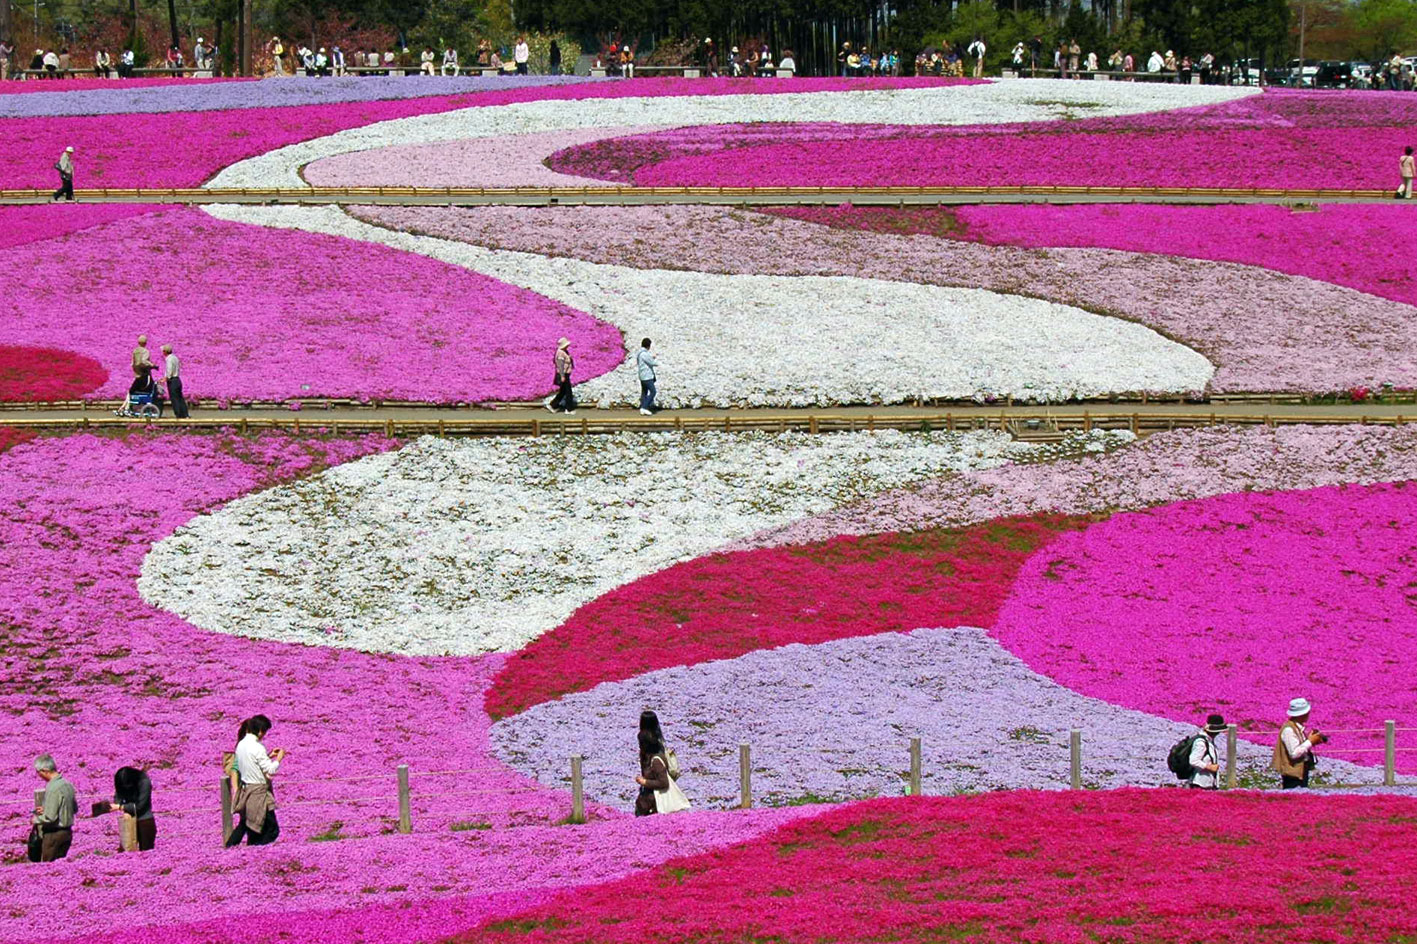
xmin=3 ymin=75 xmax=1417 ymax=944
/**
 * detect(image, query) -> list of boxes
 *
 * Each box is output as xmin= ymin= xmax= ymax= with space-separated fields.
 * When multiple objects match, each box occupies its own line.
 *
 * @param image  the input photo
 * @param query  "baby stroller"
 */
xmin=115 ymin=373 xmax=164 ymax=419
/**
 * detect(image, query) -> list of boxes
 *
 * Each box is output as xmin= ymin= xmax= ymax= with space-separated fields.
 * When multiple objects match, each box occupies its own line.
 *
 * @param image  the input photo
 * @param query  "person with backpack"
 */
xmin=1272 ymin=697 xmax=1325 ymax=789
xmin=636 ymin=337 xmax=658 ymax=415
xmin=1167 ymin=714 xmax=1226 ymax=788
xmin=1187 ymin=714 xmax=1227 ymax=789
xmin=966 ymin=37 xmax=986 ymax=78
xmin=52 ymin=147 xmax=74 ymax=202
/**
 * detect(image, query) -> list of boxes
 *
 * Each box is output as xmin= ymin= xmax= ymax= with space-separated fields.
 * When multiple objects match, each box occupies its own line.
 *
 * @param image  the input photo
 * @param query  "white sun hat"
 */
xmin=1287 ymin=697 xmax=1312 ymax=718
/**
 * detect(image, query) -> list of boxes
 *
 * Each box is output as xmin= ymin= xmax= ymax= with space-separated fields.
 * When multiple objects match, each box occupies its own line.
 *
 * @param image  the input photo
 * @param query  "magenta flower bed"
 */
xmin=0 ymin=344 xmax=106 ymax=400
xmin=0 ymin=205 xmax=164 ymax=250
xmin=541 ymin=90 xmax=1417 ymax=190
xmin=452 ymin=790 xmax=1417 ymax=944
xmin=992 ymin=481 xmax=1417 ymax=771
xmin=0 ymin=207 xmax=623 ymax=403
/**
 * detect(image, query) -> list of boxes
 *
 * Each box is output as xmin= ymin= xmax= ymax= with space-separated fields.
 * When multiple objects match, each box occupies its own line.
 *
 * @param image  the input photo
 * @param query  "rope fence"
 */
xmin=13 ymin=722 xmax=1414 ymax=851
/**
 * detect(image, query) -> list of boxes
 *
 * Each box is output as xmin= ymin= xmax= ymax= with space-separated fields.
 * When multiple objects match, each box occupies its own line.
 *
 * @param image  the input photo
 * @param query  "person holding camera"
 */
xmin=1271 ymin=697 xmax=1325 ymax=789
xmin=229 ymin=714 xmax=285 ymax=846
xmin=31 ymin=754 xmax=76 ymax=862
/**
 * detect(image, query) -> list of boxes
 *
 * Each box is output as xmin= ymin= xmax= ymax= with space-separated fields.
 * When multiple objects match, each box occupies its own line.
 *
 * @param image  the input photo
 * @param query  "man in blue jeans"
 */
xmin=636 ymin=338 xmax=658 ymax=415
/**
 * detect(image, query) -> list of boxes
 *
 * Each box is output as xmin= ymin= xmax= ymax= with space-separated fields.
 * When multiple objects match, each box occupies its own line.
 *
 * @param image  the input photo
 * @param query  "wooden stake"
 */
xmin=1225 ymin=724 xmax=1237 ymax=790
xmin=571 ymin=756 xmax=586 ymax=823
xmin=397 ymin=764 xmax=412 ymax=834
xmin=739 ymin=743 xmax=752 ymax=809
xmin=909 ymin=737 xmax=922 ymax=797
xmin=219 ymin=777 xmax=233 ymax=844
xmin=1069 ymin=730 xmax=1083 ymax=790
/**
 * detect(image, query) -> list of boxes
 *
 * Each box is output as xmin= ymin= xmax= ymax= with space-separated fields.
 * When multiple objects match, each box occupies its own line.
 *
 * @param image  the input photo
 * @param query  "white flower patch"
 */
xmin=206 ymin=81 xmax=1257 ymax=191
xmin=204 ymin=205 xmax=1214 ymax=405
xmin=139 ymin=431 xmax=1051 ymax=656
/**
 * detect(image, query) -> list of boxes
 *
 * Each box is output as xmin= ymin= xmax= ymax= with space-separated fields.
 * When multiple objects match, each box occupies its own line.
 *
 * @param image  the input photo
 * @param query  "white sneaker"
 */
xmin=545 ymin=400 xmax=556 ymax=412
xmin=639 ymin=408 xmax=652 ymax=416
xmin=565 ymin=410 xmax=576 ymax=415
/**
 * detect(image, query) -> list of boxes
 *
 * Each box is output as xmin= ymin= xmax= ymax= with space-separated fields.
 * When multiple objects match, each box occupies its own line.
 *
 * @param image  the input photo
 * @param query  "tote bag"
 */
xmin=655 ymin=775 xmax=691 ymax=814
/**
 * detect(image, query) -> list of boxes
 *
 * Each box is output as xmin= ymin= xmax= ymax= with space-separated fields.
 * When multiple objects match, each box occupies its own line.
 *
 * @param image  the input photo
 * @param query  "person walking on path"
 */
xmin=548 ymin=337 xmax=576 ymax=414
xmin=52 ymin=147 xmax=74 ymax=202
xmin=161 ymin=344 xmax=188 ymax=418
xmin=1188 ymin=714 xmax=1227 ymax=790
xmin=228 ymin=715 xmax=285 ymax=846
xmin=636 ymin=338 xmax=658 ymax=415
xmin=633 ymin=711 xmax=688 ymax=816
xmin=32 ymin=754 xmax=77 ymax=862
xmin=1399 ymin=146 xmax=1414 ymax=199
xmin=110 ymin=766 xmax=156 ymax=851
xmin=1271 ymin=697 xmax=1325 ymax=789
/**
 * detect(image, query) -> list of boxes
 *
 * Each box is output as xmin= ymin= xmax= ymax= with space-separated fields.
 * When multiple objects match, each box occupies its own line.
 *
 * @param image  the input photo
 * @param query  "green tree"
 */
xmin=1352 ymin=0 xmax=1417 ymax=58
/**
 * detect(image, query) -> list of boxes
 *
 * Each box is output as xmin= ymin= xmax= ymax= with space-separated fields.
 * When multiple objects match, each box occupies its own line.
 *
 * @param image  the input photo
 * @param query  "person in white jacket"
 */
xmin=514 ymin=36 xmax=530 ymax=74
xmin=1187 ymin=714 xmax=1227 ymax=789
xmin=966 ymin=37 xmax=986 ymax=77
xmin=420 ymin=48 xmax=436 ymax=75
xmin=636 ymin=338 xmax=659 ymax=415
xmin=441 ymin=46 xmax=459 ymax=75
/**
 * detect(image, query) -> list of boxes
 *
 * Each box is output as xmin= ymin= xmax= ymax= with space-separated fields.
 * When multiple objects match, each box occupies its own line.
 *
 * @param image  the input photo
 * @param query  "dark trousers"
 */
xmin=167 ymin=376 xmax=188 ymax=418
xmin=516 ymin=62 xmax=528 ymax=74
xmin=136 ymin=816 xmax=156 ymax=851
xmin=40 ymin=828 xmax=72 ymax=861
xmin=550 ymin=376 xmax=576 ymax=412
xmin=639 ymin=378 xmax=657 ymax=412
xmin=226 ymin=809 xmax=279 ymax=846
xmin=1281 ymin=773 xmax=1310 ymax=790
xmin=53 ymin=174 xmax=73 ymax=201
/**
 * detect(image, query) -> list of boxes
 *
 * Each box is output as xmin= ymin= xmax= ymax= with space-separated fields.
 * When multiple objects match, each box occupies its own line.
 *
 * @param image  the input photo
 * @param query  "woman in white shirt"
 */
xmin=227 ymin=714 xmax=286 ymax=846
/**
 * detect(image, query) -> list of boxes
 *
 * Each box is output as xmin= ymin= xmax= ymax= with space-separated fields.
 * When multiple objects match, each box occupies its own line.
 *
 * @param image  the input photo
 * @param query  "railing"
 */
xmin=0 ymin=409 xmax=1413 ymax=442
xmin=9 ymin=725 xmax=1415 ymax=852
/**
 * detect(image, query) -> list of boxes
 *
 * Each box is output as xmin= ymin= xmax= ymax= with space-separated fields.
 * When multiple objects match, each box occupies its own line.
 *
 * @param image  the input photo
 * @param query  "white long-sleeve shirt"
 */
xmin=1188 ymin=731 xmax=1219 ymax=789
xmin=235 ymin=733 xmax=279 ymax=785
xmin=1281 ymin=721 xmax=1314 ymax=762
xmin=514 ymin=42 xmax=529 ymax=64
xmin=165 ymin=352 xmax=180 ymax=379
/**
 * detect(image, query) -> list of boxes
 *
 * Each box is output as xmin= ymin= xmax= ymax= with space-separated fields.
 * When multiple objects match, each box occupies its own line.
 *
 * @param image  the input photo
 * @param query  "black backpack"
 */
xmin=1167 ymin=734 xmax=1202 ymax=780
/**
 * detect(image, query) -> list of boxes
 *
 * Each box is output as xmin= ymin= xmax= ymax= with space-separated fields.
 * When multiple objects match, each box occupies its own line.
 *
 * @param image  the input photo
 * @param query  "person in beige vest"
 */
xmin=1271 ymin=697 xmax=1326 ymax=789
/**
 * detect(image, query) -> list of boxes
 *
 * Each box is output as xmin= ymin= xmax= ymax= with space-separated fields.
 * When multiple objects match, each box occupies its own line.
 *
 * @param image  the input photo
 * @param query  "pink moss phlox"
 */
xmin=992 ymin=481 xmax=1417 ymax=771
xmin=450 ymin=790 xmax=1417 ymax=944
xmin=0 ymin=207 xmax=623 ymax=403
xmin=487 ymin=513 xmax=1092 ymax=719
xmin=0 ymin=344 xmax=106 ymax=400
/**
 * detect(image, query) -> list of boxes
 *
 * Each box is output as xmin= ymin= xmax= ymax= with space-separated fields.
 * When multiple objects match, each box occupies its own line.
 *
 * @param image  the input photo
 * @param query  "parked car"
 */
xmin=1313 ymin=60 xmax=1353 ymax=88
xmin=1286 ymin=58 xmax=1318 ymax=86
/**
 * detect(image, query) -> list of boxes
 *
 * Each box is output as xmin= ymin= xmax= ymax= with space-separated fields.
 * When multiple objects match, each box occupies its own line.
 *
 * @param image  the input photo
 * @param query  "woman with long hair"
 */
xmin=634 ymin=710 xmax=670 ymax=816
xmin=228 ymin=715 xmax=285 ymax=846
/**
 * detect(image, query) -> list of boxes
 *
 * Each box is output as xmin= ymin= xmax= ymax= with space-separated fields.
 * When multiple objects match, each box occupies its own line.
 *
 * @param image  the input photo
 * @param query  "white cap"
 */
xmin=1287 ymin=697 xmax=1312 ymax=718
xmin=65 ymin=146 xmax=73 ymax=152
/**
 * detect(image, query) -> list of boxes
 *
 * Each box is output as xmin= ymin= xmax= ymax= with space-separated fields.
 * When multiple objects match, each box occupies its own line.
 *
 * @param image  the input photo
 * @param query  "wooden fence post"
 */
xmin=909 ymin=737 xmax=922 ymax=797
xmin=739 ymin=743 xmax=752 ymax=810
xmin=571 ymin=756 xmax=585 ymax=824
xmin=1225 ymin=724 xmax=1238 ymax=790
xmin=219 ymin=777 xmax=233 ymax=844
xmin=1385 ymin=721 xmax=1397 ymax=787
xmin=1069 ymin=729 xmax=1082 ymax=790
xmin=397 ymin=764 xmax=412 ymax=834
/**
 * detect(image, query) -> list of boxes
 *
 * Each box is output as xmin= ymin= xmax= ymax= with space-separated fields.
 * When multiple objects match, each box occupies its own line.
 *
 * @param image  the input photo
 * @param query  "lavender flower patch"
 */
xmin=491 ymin=627 xmax=1375 ymax=809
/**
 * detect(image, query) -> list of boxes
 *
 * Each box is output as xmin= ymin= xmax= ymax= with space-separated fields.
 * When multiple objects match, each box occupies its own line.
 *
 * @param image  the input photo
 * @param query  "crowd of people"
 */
xmin=262 ymin=35 xmax=548 ymax=77
xmin=0 ymin=40 xmax=218 ymax=79
xmin=28 ymin=714 xmax=283 ymax=862
xmin=693 ymin=40 xmax=799 ymax=77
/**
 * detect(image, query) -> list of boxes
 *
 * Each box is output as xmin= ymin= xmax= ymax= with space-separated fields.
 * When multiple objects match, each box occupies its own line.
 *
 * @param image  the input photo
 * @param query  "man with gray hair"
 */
xmin=32 ymin=755 xmax=76 ymax=861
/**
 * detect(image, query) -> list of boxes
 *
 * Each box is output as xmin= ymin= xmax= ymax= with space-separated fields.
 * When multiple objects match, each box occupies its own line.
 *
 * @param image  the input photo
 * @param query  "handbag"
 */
xmin=26 ymin=825 xmax=42 ymax=863
xmin=654 ymin=775 xmax=691 ymax=815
